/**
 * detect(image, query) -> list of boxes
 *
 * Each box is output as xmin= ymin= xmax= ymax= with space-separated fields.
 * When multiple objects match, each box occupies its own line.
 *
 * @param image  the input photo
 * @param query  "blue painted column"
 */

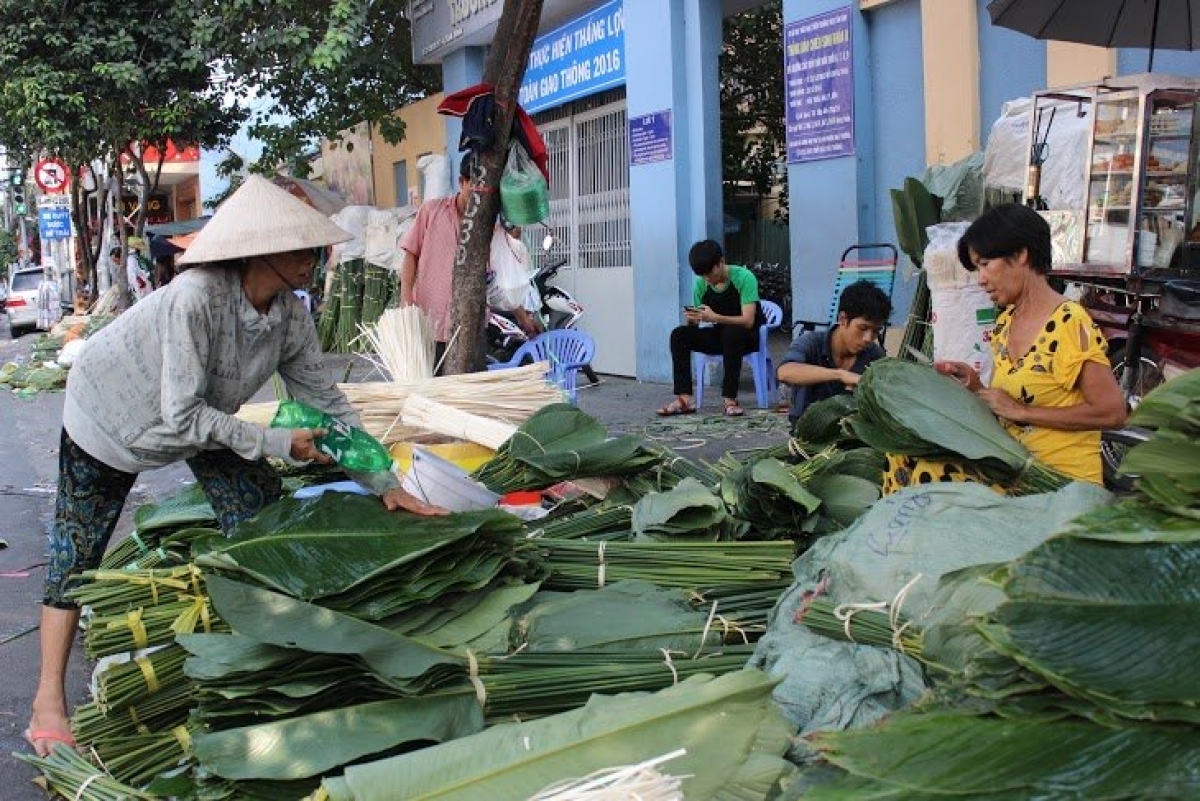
xmin=626 ymin=0 xmax=724 ymax=382
xmin=441 ymin=47 xmax=487 ymax=170
xmin=784 ymin=0 xmax=876 ymax=327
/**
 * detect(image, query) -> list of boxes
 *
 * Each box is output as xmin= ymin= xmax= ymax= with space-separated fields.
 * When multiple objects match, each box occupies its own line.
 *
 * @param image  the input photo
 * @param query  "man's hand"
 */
xmin=838 ymin=370 xmax=862 ymax=390
xmin=513 ymin=307 xmax=542 ymax=338
xmin=290 ymin=429 xmax=333 ymax=464
xmin=381 ymin=487 xmax=450 ymax=516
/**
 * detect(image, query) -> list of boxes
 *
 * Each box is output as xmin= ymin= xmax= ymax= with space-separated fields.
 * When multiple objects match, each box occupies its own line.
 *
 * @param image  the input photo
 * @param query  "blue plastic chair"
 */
xmin=487 ymin=329 xmax=596 ymax=403
xmin=692 ymin=300 xmax=783 ymax=410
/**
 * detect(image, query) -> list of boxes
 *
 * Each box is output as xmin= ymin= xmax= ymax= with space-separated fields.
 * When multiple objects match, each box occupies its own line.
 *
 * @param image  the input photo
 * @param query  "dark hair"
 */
xmin=838 ymin=279 xmax=892 ymax=324
xmin=688 ymin=240 xmax=723 ymax=275
xmin=459 ymin=155 xmax=475 ymax=180
xmin=957 ymin=203 xmax=1052 ymax=275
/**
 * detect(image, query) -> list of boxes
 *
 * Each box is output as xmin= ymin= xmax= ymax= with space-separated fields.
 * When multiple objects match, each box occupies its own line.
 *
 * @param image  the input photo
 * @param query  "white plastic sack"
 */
xmin=418 ymin=154 xmax=452 ymax=201
xmin=983 ymin=97 xmax=1090 ymax=209
xmin=486 ymin=231 xmax=532 ymax=311
xmin=923 ymin=222 xmax=996 ymax=384
xmin=57 ymin=337 xmax=87 ymax=367
xmin=329 ymin=205 xmax=371 ymax=263
xmin=364 ymin=208 xmax=407 ymax=270
xmin=751 ymin=481 xmax=1112 ymax=751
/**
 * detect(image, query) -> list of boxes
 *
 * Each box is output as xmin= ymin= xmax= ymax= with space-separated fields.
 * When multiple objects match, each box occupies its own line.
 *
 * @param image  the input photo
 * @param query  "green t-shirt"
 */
xmin=692 ymin=264 xmax=760 ymax=307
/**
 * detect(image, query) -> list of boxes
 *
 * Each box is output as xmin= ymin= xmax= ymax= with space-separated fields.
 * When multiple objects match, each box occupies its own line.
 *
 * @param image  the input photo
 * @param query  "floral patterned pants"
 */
xmin=43 ymin=428 xmax=282 ymax=608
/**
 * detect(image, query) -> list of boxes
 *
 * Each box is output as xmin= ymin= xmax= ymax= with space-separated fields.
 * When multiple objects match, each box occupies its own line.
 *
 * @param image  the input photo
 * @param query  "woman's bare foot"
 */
xmin=25 ymin=705 xmax=75 ymax=757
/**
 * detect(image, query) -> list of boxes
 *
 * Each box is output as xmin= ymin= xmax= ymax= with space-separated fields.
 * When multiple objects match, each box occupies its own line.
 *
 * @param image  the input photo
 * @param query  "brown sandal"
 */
xmin=657 ymin=399 xmax=697 ymax=417
xmin=722 ymin=400 xmax=745 ymax=417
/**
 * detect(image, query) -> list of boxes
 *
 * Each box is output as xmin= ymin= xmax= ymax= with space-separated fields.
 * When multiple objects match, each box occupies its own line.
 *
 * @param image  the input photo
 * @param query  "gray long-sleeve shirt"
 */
xmin=63 ymin=266 xmax=397 ymax=493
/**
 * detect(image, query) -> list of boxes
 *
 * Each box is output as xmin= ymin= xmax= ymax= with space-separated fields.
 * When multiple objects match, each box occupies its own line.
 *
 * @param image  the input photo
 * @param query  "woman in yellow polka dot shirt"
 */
xmin=885 ymin=204 xmax=1127 ymax=491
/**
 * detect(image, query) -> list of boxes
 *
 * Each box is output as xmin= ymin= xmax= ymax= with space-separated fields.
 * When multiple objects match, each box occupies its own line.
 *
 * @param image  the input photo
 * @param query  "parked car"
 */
xmin=6 ymin=266 xmax=44 ymax=337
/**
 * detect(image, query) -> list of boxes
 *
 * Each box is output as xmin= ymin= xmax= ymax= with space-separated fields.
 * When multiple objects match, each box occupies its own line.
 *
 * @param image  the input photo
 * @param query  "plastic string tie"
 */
xmin=173 ymin=725 xmax=192 ymax=753
xmin=596 ymin=541 xmax=607 ymax=588
xmin=127 ymin=704 xmax=150 ymax=735
xmin=135 ymin=656 xmax=160 ymax=693
xmin=72 ymin=772 xmax=105 ymax=801
xmin=888 ymin=574 xmax=922 ymax=653
xmin=130 ymin=532 xmax=148 ymax=555
xmin=718 ymin=614 xmax=749 ymax=645
xmin=659 ymin=648 xmax=680 ymax=685
xmin=833 ymin=601 xmax=887 ymax=643
xmin=465 ymin=649 xmax=486 ymax=707
xmin=124 ymin=608 xmax=148 ymax=650
xmin=694 ymin=600 xmax=719 ymax=658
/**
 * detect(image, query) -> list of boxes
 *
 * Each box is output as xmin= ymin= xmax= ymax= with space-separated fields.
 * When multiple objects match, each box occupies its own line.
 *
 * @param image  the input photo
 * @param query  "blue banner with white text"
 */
xmin=519 ymin=0 xmax=625 ymax=115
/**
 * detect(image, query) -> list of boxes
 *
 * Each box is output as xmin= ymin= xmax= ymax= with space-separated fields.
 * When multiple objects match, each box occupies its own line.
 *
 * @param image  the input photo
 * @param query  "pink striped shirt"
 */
xmin=399 ymin=196 xmax=461 ymax=342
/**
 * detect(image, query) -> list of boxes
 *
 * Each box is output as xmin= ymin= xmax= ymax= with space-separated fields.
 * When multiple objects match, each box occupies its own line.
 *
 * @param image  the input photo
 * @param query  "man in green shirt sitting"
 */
xmin=658 ymin=239 xmax=763 ymax=418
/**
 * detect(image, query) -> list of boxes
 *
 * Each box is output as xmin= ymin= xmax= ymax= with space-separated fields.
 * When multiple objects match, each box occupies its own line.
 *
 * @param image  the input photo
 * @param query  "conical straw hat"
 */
xmin=177 ymin=175 xmax=353 ymax=265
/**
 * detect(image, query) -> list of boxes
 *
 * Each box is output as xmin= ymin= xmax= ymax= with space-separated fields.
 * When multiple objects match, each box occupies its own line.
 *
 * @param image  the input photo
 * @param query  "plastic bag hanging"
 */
xmin=500 ymin=141 xmax=550 ymax=225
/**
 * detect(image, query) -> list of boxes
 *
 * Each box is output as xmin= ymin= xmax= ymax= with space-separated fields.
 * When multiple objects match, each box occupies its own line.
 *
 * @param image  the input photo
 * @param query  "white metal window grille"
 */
xmin=533 ymin=91 xmax=630 ymax=272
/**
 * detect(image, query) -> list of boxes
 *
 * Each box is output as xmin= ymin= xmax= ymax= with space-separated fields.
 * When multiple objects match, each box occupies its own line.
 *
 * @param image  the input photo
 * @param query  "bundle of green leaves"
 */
xmin=851 ymin=358 xmax=1070 ymax=494
xmin=473 ymin=404 xmax=661 ymax=493
xmin=1120 ymin=368 xmax=1200 ymax=518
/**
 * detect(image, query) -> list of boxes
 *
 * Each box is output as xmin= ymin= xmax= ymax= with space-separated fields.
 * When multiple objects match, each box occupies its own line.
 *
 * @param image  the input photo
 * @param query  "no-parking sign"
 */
xmin=34 ymin=158 xmax=70 ymax=193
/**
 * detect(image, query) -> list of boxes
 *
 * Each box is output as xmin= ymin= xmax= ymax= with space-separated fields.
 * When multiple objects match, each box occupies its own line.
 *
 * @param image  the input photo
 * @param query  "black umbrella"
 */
xmin=988 ymin=0 xmax=1200 ymax=72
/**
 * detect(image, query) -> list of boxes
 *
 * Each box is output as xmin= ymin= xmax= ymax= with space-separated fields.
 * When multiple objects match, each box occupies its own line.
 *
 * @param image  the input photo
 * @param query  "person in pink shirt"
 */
xmin=398 ymin=158 xmax=477 ymax=364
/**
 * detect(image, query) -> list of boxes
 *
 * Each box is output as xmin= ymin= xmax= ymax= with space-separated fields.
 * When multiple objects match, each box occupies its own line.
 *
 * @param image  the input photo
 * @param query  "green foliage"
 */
xmin=890 ymin=176 xmax=942 ymax=267
xmin=0 ymin=2 xmax=439 ymax=180
xmin=721 ymin=0 xmax=787 ymax=221
xmin=196 ymin=0 xmax=440 ymax=169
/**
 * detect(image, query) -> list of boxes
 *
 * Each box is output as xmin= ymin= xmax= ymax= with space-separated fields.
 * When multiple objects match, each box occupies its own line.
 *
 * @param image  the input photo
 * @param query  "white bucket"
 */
xmin=401 ymin=446 xmax=500 ymax=512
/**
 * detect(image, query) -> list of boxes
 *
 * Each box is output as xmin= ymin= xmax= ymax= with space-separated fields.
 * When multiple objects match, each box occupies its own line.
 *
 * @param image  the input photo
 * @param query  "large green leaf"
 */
xmin=197 ymin=495 xmax=520 ymax=599
xmin=204 ymin=575 xmax=462 ymax=680
xmin=133 ymin=484 xmax=216 ymax=532
xmin=1063 ymin=499 xmax=1200 ymax=543
xmin=985 ymin=537 xmax=1200 ymax=710
xmin=806 ymin=474 xmax=879 ymax=528
xmin=1128 ymin=368 xmax=1200 ymax=432
xmin=320 ymin=670 xmax=793 ymax=801
xmin=809 ymin=711 xmax=1200 ymax=798
xmin=633 ymin=478 xmax=728 ymax=539
xmin=193 ymin=696 xmax=483 ymax=780
xmin=401 ymin=582 xmax=539 ymax=648
xmin=856 ymin=359 xmax=1031 ymax=471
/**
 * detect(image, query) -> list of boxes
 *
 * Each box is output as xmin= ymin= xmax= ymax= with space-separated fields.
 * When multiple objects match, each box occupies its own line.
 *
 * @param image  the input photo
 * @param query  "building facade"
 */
xmin=410 ymin=0 xmax=1200 ymax=381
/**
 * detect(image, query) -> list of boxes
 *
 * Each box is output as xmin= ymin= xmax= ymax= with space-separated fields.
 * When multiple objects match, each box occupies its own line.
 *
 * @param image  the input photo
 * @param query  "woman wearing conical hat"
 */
xmin=25 ymin=176 xmax=445 ymax=758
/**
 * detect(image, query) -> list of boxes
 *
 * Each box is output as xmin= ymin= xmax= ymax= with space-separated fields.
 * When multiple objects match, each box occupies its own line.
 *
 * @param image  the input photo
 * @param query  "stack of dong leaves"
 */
xmin=21 ymin=404 xmax=807 ymax=800
xmin=798 ymin=369 xmax=1200 ymax=798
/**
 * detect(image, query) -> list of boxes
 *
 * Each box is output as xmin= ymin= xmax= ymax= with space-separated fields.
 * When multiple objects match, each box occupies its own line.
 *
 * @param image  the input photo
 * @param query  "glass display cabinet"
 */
xmin=1027 ymin=75 xmax=1200 ymax=281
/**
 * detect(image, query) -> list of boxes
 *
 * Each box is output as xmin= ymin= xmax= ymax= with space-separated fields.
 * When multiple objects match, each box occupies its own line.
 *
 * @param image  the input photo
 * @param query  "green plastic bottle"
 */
xmin=270 ymin=400 xmax=394 ymax=473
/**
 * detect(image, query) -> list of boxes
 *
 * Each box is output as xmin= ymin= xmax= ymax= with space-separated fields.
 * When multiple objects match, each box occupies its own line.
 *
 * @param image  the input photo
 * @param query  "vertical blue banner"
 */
xmin=518 ymin=0 xmax=625 ymax=115
xmin=784 ymin=7 xmax=855 ymax=164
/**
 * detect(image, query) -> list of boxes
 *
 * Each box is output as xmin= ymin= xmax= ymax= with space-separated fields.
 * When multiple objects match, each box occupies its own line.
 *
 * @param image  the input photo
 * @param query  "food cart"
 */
xmin=1025 ymin=73 xmax=1200 ymax=395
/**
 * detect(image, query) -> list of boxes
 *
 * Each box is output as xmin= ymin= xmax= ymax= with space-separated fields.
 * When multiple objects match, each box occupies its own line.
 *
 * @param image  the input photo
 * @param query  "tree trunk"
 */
xmin=443 ymin=0 xmax=544 ymax=375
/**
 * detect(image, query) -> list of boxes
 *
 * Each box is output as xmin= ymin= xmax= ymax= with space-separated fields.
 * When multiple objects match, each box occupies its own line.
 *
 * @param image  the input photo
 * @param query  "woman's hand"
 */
xmin=290 ymin=428 xmax=333 ymax=463
xmin=935 ymin=360 xmax=983 ymax=392
xmin=976 ymin=387 xmax=1027 ymax=422
xmin=381 ymin=487 xmax=450 ymax=516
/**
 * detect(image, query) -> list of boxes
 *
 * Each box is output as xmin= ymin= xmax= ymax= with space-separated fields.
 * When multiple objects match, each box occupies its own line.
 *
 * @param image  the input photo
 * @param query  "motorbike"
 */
xmin=486 ymin=236 xmax=598 ymax=384
xmin=1080 ymin=280 xmax=1200 ymax=490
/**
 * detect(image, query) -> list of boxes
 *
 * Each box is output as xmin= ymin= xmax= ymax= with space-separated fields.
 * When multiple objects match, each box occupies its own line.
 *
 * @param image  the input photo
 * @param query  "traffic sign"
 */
xmin=37 ymin=194 xmax=72 ymax=240
xmin=33 ymin=158 xmax=70 ymax=193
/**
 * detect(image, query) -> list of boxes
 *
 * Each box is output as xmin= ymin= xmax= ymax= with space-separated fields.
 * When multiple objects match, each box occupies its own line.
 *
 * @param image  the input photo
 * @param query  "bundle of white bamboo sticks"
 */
xmin=400 ymin=394 xmax=517 ymax=450
xmin=237 ymin=363 xmax=564 ymax=446
xmin=356 ymin=306 xmax=436 ymax=382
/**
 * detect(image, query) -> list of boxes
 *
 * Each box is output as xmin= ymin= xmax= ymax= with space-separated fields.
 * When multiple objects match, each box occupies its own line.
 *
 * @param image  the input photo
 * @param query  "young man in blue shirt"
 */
xmin=778 ymin=280 xmax=892 ymax=423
